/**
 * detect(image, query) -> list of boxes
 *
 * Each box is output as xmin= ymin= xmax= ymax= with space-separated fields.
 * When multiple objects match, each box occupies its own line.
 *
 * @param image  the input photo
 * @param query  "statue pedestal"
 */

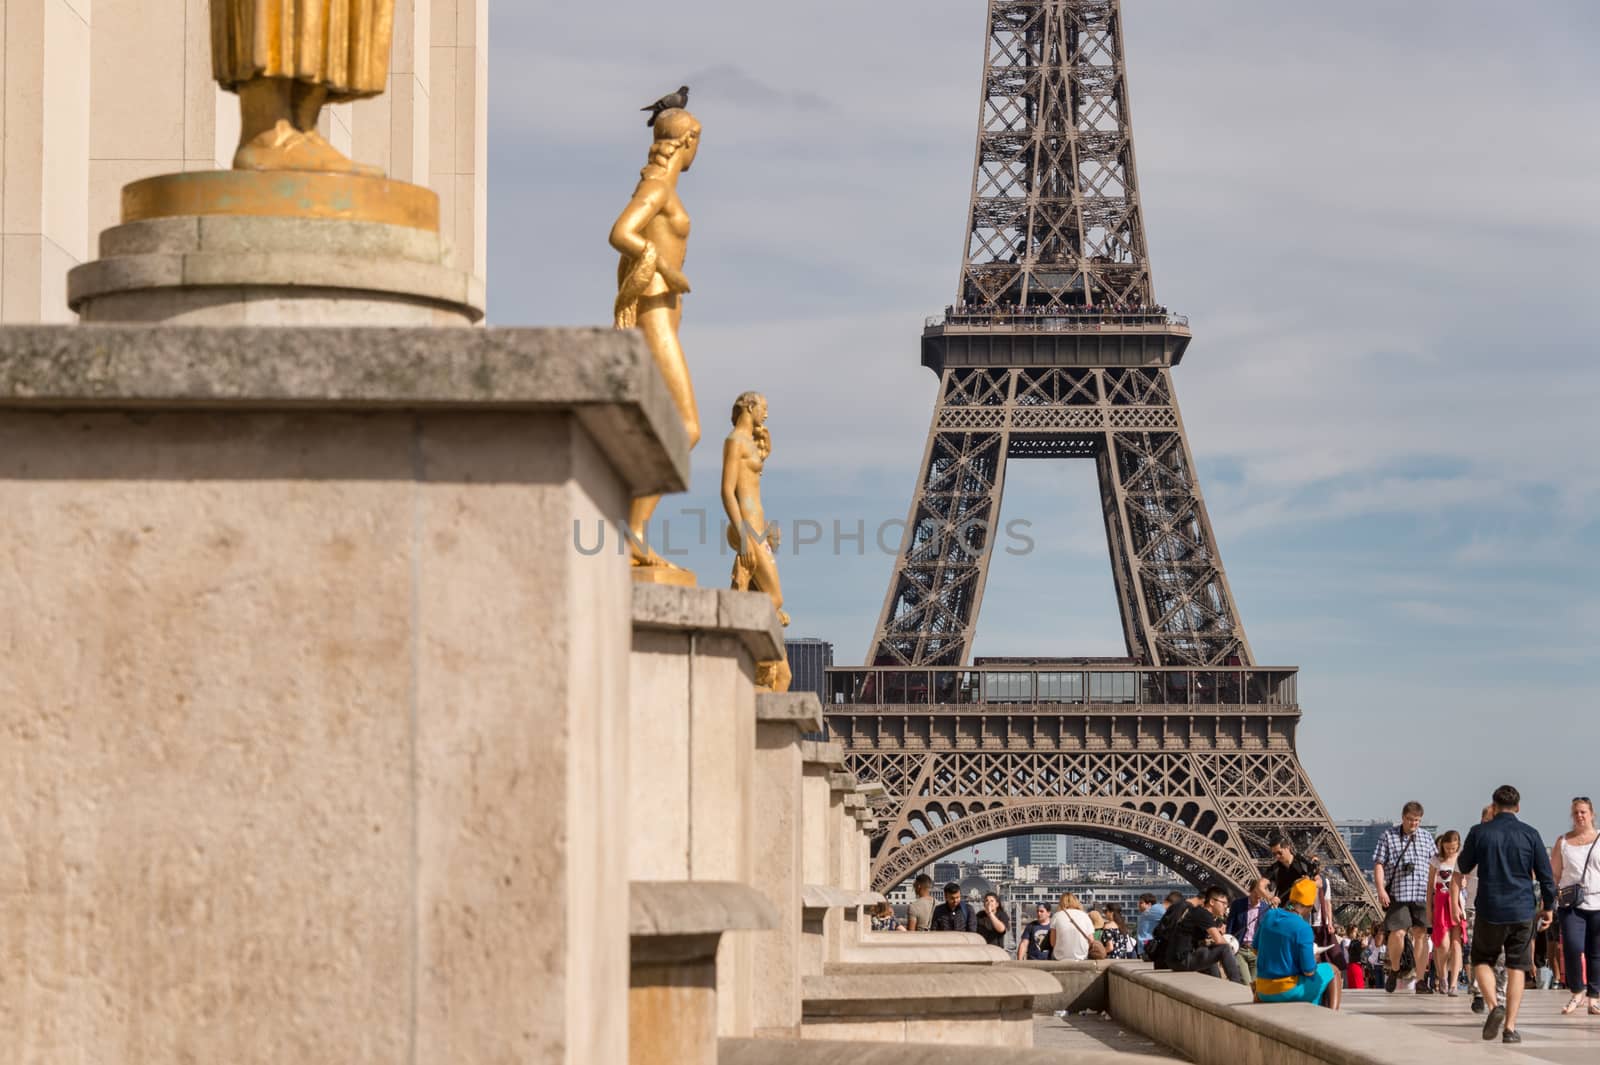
xmin=66 ymin=172 xmax=482 ymax=326
xmin=0 ymin=325 xmax=685 ymax=1065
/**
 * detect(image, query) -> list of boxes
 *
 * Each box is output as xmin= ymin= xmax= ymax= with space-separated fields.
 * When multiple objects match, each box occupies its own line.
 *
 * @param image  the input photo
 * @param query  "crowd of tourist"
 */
xmin=888 ymin=785 xmax=1600 ymax=1044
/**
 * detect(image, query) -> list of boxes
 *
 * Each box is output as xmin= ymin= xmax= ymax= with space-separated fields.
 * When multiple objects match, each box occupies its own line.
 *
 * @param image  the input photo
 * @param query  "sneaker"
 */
xmin=1471 ymin=995 xmax=1485 ymax=1014
xmin=1502 ymin=1029 xmax=1521 ymax=1045
xmin=1446 ymin=987 xmax=1458 ymax=997
xmin=1416 ymin=984 xmax=1434 ymax=994
xmin=1482 ymin=1004 xmax=1506 ymax=1041
xmin=1385 ymin=969 xmax=1399 ymax=993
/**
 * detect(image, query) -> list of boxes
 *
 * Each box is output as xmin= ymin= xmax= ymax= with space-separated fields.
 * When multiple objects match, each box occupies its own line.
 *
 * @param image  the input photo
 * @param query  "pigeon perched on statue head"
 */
xmin=643 ymin=86 xmax=691 ymax=126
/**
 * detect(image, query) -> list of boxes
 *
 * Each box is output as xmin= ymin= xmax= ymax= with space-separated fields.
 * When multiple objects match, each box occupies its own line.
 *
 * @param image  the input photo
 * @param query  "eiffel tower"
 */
xmin=824 ymin=0 xmax=1374 ymax=907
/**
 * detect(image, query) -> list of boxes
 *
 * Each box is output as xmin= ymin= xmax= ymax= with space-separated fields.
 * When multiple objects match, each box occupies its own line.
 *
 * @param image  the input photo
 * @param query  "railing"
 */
xmin=926 ymin=309 xmax=1190 ymax=333
xmin=824 ymin=665 xmax=1297 ymax=709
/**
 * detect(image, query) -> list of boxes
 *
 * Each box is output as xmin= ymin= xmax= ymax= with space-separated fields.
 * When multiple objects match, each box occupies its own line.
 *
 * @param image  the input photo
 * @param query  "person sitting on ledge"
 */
xmin=1254 ymin=877 xmax=1342 ymax=1009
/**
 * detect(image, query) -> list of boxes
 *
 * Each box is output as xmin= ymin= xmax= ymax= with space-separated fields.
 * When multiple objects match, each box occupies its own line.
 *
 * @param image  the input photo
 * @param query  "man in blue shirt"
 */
xmin=1459 ymin=784 xmax=1557 ymax=1045
xmin=1135 ymin=892 xmax=1168 ymax=950
xmin=1253 ymin=877 xmax=1341 ymax=1009
xmin=930 ymin=881 xmax=978 ymax=933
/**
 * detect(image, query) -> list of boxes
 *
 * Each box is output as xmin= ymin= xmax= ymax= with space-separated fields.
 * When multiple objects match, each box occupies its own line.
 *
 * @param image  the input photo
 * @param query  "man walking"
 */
xmin=930 ymin=881 xmax=977 ymax=933
xmin=1269 ymin=836 xmax=1319 ymax=903
xmin=1253 ymin=878 xmax=1341 ymax=1009
xmin=1227 ymin=876 xmax=1275 ymax=983
xmin=907 ymin=874 xmax=935 ymax=931
xmin=1459 ymin=785 xmax=1556 ymax=1045
xmin=1374 ymin=801 xmax=1438 ymax=993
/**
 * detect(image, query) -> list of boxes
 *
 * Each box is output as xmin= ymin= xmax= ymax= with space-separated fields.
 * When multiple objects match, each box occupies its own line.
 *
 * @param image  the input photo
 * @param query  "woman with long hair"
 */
xmin=1050 ymin=892 xmax=1095 ymax=961
xmin=1101 ymin=903 xmax=1138 ymax=959
xmin=1551 ymin=796 xmax=1600 ymax=1015
xmin=1429 ymin=830 xmax=1468 ymax=996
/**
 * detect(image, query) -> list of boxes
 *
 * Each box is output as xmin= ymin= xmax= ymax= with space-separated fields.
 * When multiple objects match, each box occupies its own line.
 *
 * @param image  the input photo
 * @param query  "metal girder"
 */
xmin=961 ymin=0 xmax=1152 ymax=312
xmin=868 ymin=367 xmax=1250 ymax=668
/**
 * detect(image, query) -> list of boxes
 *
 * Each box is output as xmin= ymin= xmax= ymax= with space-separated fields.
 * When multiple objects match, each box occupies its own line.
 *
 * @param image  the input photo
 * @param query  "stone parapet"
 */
xmin=1107 ymin=966 xmax=1543 ymax=1065
xmin=721 ymin=1037 xmax=1173 ymax=1065
xmin=0 ymin=324 xmax=689 ymax=495
xmin=801 ymin=964 xmax=1060 ymax=1048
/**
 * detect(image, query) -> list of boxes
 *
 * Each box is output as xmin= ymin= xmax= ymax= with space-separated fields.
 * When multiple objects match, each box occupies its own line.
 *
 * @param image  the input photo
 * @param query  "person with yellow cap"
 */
xmin=1252 ymin=877 xmax=1342 ymax=1008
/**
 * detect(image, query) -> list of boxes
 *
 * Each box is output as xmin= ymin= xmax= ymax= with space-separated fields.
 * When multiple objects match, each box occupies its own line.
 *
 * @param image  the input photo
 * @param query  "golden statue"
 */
xmin=211 ymin=1 xmax=393 ymax=174
xmin=722 ymin=392 xmax=792 ymax=692
xmin=610 ymin=108 xmax=702 ymax=580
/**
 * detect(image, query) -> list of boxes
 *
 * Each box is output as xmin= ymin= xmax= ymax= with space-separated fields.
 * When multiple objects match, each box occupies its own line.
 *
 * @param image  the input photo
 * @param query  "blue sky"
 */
xmin=491 ymin=1 xmax=1599 ymax=841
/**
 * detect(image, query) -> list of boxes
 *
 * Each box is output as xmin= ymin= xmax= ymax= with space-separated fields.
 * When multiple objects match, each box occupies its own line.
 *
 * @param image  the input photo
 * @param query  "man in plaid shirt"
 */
xmin=1374 ymin=800 xmax=1439 ymax=993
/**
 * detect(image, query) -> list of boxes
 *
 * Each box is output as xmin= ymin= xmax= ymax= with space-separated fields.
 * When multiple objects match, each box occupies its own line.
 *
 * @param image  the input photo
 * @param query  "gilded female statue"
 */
xmin=722 ymin=392 xmax=791 ymax=692
xmin=610 ymin=108 xmax=702 ymax=573
xmin=210 ymin=1 xmax=393 ymax=174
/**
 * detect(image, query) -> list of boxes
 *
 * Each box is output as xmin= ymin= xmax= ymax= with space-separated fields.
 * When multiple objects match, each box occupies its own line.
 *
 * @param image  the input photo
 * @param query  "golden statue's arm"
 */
xmin=721 ymin=434 xmax=746 ymax=549
xmin=608 ymin=181 xmax=691 ymax=294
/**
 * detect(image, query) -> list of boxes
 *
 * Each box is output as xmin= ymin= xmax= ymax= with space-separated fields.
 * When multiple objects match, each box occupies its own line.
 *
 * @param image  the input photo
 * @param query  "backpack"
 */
xmin=1145 ymin=900 xmax=1190 ymax=969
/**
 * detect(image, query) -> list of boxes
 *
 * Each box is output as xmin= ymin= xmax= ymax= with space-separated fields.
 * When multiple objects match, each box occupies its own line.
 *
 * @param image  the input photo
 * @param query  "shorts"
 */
xmin=1384 ymin=900 xmax=1430 ymax=932
xmin=1469 ymin=916 xmax=1534 ymax=972
xmin=1257 ymin=963 xmax=1337 ymax=1005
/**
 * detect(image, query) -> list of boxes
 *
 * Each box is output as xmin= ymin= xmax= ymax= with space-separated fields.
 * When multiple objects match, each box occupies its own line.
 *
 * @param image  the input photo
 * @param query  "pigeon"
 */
xmin=642 ymin=86 xmax=690 ymax=126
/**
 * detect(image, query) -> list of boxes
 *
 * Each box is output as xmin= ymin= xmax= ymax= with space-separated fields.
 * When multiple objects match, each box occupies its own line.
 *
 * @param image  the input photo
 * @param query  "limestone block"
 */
xmin=800 ymin=965 xmax=1058 ymax=1048
xmin=0 ymin=325 xmax=689 ymax=497
xmin=0 ymin=323 xmax=688 ymax=1065
xmin=723 ymin=1037 xmax=1174 ymax=1065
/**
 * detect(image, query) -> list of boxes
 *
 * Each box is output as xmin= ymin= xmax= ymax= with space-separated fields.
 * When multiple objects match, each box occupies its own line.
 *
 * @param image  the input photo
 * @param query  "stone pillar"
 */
xmin=628 ymin=584 xmax=784 ymax=1039
xmin=750 ymin=691 xmax=825 ymax=1037
xmin=87 ymin=0 xmax=234 ymax=253
xmin=0 ymin=325 xmax=684 ymax=1065
xmin=799 ymin=739 xmax=847 ymax=980
xmin=630 ymin=882 xmax=775 ymax=1065
xmin=1 ymin=0 xmax=91 ymax=322
xmin=350 ymin=0 xmax=432 ymax=189
xmin=429 ymin=0 xmax=487 ymax=282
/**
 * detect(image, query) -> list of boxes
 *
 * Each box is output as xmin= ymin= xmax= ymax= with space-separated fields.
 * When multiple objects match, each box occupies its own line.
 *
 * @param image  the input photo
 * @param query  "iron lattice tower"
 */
xmin=828 ymin=0 xmax=1374 ymax=908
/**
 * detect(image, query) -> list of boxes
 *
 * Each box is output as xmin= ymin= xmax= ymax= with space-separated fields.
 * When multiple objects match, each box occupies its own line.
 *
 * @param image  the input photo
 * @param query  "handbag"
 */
xmin=1557 ymin=835 xmax=1599 ymax=910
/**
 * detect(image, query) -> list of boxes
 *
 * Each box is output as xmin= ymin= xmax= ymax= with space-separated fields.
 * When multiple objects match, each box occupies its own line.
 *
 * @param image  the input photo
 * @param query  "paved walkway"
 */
xmin=1033 ymin=1012 xmax=1188 ymax=1059
xmin=1344 ymin=987 xmax=1600 ymax=1064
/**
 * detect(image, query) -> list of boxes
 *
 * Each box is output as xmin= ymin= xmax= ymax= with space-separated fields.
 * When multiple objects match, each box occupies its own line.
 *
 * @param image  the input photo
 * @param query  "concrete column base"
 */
xmin=67 ymin=215 xmax=484 ymax=325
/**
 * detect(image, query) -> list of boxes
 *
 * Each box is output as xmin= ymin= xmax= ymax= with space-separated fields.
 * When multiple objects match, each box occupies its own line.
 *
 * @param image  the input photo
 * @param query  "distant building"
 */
xmin=933 ymin=861 xmax=961 ymax=885
xmin=785 ymin=638 xmax=833 ymax=704
xmin=1336 ymin=819 xmax=1439 ymax=876
xmin=1005 ymin=834 xmax=1062 ymax=867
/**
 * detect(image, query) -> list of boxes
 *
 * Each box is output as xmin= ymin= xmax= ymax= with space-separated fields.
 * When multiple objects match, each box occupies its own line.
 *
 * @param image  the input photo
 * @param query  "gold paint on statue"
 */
xmin=611 ymin=108 xmax=703 ymax=580
xmin=211 ymin=0 xmax=394 ymax=174
xmin=121 ymin=170 xmax=438 ymax=230
xmin=722 ymin=392 xmax=792 ymax=692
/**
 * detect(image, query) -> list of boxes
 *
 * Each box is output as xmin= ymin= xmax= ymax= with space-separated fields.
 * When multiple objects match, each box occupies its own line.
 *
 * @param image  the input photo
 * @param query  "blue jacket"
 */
xmin=1459 ymin=812 xmax=1556 ymax=924
xmin=1254 ymin=907 xmax=1316 ymax=982
xmin=1136 ymin=902 xmax=1166 ymax=944
xmin=1226 ymin=896 xmax=1271 ymax=947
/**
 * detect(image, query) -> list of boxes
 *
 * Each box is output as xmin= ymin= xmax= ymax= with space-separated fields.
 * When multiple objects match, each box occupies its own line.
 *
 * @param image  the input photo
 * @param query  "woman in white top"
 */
xmin=1428 ymin=830 xmax=1468 ymax=997
xmin=1050 ymin=891 xmax=1095 ymax=962
xmin=1551 ymin=796 xmax=1600 ymax=1015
